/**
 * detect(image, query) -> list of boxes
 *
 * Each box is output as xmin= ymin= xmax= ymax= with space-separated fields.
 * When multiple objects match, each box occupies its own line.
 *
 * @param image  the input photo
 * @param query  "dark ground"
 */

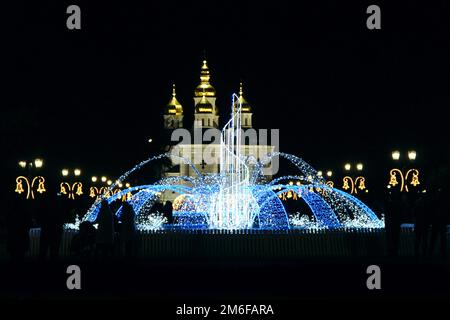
xmin=0 ymin=257 xmax=448 ymax=317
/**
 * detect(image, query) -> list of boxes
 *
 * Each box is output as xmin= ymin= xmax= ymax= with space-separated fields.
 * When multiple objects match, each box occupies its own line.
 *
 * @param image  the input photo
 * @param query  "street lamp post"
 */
xmin=342 ymin=162 xmax=367 ymax=195
xmin=388 ymin=150 xmax=420 ymax=192
xmin=15 ymin=158 xmax=46 ymax=199
xmin=60 ymin=168 xmax=83 ymax=200
xmin=90 ymin=175 xmax=109 ymax=198
xmin=316 ymin=169 xmax=334 ymax=187
xmin=325 ymin=170 xmax=334 ymax=187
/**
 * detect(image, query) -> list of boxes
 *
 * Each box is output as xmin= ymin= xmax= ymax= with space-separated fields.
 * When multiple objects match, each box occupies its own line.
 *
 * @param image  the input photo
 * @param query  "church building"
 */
xmin=161 ymin=59 xmax=275 ymax=202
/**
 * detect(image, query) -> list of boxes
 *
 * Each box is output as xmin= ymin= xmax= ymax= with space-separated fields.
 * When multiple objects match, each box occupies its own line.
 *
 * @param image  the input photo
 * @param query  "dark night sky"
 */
xmin=3 ymin=1 xmax=450 ymax=185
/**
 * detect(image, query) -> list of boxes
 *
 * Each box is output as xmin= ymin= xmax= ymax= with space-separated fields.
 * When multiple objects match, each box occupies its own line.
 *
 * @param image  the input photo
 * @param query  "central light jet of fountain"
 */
xmin=208 ymin=94 xmax=259 ymax=229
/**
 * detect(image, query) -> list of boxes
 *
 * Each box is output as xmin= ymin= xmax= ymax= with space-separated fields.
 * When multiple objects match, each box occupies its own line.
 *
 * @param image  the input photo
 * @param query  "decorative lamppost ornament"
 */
xmin=15 ymin=158 xmax=46 ymax=200
xmin=388 ymin=168 xmax=420 ymax=192
xmin=342 ymin=176 xmax=366 ymax=195
xmin=60 ymin=182 xmax=83 ymax=200
xmin=60 ymin=168 xmax=83 ymax=200
xmin=15 ymin=176 xmax=46 ymax=199
xmin=388 ymin=150 xmax=420 ymax=192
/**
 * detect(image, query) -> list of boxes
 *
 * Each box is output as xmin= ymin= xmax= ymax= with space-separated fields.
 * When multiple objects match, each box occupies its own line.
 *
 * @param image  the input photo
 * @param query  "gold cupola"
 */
xmin=194 ymin=59 xmax=216 ymax=97
xmin=165 ymin=84 xmax=183 ymax=116
xmin=236 ymin=82 xmax=251 ymax=113
xmin=195 ymin=92 xmax=213 ymax=113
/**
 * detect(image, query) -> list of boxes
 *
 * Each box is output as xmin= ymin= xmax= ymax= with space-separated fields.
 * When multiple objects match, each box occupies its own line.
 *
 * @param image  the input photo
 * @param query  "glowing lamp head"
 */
xmin=62 ymin=169 xmax=69 ymax=177
xmin=91 ymin=176 xmax=98 ymax=183
xmin=317 ymin=171 xmax=323 ymax=177
xmin=356 ymin=163 xmax=363 ymax=171
xmin=326 ymin=170 xmax=333 ymax=177
xmin=74 ymin=169 xmax=81 ymax=176
xmin=107 ymin=180 xmax=112 ymax=186
xmin=34 ymin=158 xmax=43 ymax=168
xmin=392 ymin=150 xmax=400 ymax=161
xmin=408 ymin=150 xmax=417 ymax=161
xmin=18 ymin=161 xmax=27 ymax=168
xmin=344 ymin=163 xmax=351 ymax=171
xmin=101 ymin=176 xmax=107 ymax=183
xmin=125 ymin=183 xmax=130 ymax=188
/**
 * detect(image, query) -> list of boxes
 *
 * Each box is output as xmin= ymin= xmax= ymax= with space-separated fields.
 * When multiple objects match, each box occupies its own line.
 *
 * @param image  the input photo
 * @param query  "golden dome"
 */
xmin=194 ymin=60 xmax=216 ymax=97
xmin=195 ymin=94 xmax=213 ymax=113
xmin=235 ymin=82 xmax=251 ymax=113
xmin=165 ymin=84 xmax=183 ymax=115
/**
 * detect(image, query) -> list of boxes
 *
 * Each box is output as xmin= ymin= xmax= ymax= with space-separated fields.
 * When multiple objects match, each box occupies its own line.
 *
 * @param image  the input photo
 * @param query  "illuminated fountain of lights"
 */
xmin=82 ymin=94 xmax=384 ymax=231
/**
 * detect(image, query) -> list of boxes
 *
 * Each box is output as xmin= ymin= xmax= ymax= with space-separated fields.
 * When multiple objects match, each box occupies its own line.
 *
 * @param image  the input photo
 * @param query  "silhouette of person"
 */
xmin=95 ymin=199 xmax=115 ymax=258
xmin=413 ymin=191 xmax=431 ymax=256
xmin=120 ymin=202 xmax=137 ymax=257
xmin=152 ymin=200 xmax=164 ymax=214
xmin=70 ymin=220 xmax=96 ymax=258
xmin=6 ymin=197 xmax=31 ymax=262
xmin=384 ymin=191 xmax=402 ymax=257
xmin=429 ymin=187 xmax=448 ymax=258
xmin=38 ymin=194 xmax=65 ymax=261
xmin=163 ymin=201 xmax=173 ymax=224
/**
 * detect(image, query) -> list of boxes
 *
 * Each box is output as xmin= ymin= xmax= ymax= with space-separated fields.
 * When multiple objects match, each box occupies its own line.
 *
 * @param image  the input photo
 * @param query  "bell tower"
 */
xmin=193 ymin=59 xmax=219 ymax=128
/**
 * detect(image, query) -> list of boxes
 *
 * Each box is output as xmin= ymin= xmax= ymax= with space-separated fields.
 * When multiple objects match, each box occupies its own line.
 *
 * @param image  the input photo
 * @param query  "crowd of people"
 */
xmin=69 ymin=199 xmax=174 ymax=259
xmin=4 ymin=197 xmax=174 ymax=262
xmin=384 ymin=186 xmax=448 ymax=258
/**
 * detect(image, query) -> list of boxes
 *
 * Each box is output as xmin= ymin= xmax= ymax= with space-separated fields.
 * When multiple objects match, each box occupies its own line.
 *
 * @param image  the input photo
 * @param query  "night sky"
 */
xmin=3 ymin=1 xmax=450 ymax=190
